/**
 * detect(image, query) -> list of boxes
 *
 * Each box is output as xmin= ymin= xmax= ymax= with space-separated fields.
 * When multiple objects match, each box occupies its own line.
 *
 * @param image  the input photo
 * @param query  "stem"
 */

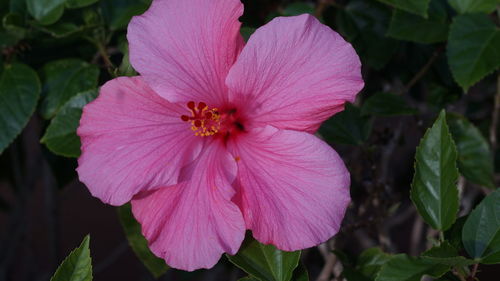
xmin=315 ymin=0 xmax=343 ymax=16
xmin=409 ymin=216 xmax=424 ymax=255
xmin=316 ymin=252 xmax=338 ymax=281
xmin=378 ymin=121 xmax=403 ymax=185
xmin=404 ymin=49 xmax=442 ymax=92
xmin=438 ymin=231 xmax=445 ymax=243
xmin=315 ymin=0 xmax=329 ymax=18
xmin=489 ymin=74 xmax=500 ymax=152
xmin=467 ymin=264 xmax=479 ymax=281
xmin=452 ymin=269 xmax=467 ymax=281
xmin=96 ymin=41 xmax=114 ymax=70
xmin=85 ymin=33 xmax=116 ymax=77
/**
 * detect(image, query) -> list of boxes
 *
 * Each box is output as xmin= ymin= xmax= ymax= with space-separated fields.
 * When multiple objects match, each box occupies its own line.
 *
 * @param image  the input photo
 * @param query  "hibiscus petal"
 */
xmin=226 ymin=14 xmax=364 ymax=133
xmin=229 ymin=126 xmax=351 ymax=251
xmin=127 ymin=0 xmax=244 ymax=105
xmin=131 ymin=141 xmax=245 ymax=271
xmin=77 ymin=77 xmax=202 ymax=206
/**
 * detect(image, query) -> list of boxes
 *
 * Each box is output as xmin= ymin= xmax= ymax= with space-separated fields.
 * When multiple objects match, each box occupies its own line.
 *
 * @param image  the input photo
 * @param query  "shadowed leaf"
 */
xmin=41 ymin=89 xmax=98 ymax=157
xmin=462 ymin=189 xmax=500 ymax=264
xmin=447 ymin=113 xmax=494 ymax=188
xmin=117 ymin=203 xmax=169 ymax=278
xmin=447 ymin=14 xmax=500 ymax=91
xmin=228 ymin=235 xmax=301 ymax=281
xmin=411 ymin=110 xmax=459 ymax=231
xmin=50 ymin=235 xmax=92 ymax=281
xmin=0 ymin=64 xmax=40 ymax=154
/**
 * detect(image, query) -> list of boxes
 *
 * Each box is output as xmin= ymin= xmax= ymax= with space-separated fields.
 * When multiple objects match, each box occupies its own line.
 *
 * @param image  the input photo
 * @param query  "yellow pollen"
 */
xmin=181 ymin=102 xmax=221 ymax=137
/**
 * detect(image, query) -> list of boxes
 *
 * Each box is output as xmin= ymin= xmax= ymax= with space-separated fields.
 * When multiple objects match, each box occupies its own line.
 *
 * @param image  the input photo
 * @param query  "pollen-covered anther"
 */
xmin=180 ymin=101 xmax=221 ymax=137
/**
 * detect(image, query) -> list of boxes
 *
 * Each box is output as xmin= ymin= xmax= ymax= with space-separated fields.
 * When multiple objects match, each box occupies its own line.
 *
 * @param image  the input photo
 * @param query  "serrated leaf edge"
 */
xmin=410 ymin=110 xmax=460 ymax=231
xmin=50 ymin=235 xmax=92 ymax=281
xmin=0 ymin=64 xmax=41 ymax=155
xmin=447 ymin=15 xmax=500 ymax=92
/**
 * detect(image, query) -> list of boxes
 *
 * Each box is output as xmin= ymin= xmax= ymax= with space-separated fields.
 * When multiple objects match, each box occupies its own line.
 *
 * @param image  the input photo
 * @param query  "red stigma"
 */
xmin=180 ymin=101 xmax=221 ymax=137
xmin=180 ymin=102 xmax=244 ymax=138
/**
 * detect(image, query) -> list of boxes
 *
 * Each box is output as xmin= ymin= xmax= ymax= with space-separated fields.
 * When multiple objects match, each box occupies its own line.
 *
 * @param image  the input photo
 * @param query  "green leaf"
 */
xmin=462 ymin=189 xmax=500 ymax=264
xmin=283 ymin=3 xmax=315 ymax=16
xmin=375 ymin=254 xmax=449 ymax=281
xmin=35 ymin=22 xmax=85 ymax=38
xmin=3 ymin=13 xmax=28 ymax=39
xmin=342 ymin=268 xmax=372 ymax=281
xmin=375 ymin=0 xmax=431 ymax=17
xmin=332 ymin=250 xmax=354 ymax=267
xmin=240 ymin=27 xmax=256 ymax=42
xmin=41 ymin=90 xmax=97 ymax=157
xmin=447 ymin=14 xmax=500 ymax=91
xmin=40 ymin=59 xmax=99 ymax=119
xmin=239 ymin=277 xmax=260 ymax=281
xmin=357 ymin=247 xmax=392 ymax=279
xmin=387 ymin=0 xmax=449 ymax=44
xmin=320 ymin=104 xmax=372 ymax=145
xmin=336 ymin=0 xmax=399 ymax=69
xmin=82 ymin=9 xmax=101 ymax=26
xmin=116 ymin=36 xmax=136 ymax=77
xmin=422 ymin=241 xmax=475 ymax=266
xmin=427 ymin=84 xmax=461 ymax=109
xmin=66 ymin=0 xmax=99 ymax=9
xmin=227 ymin=235 xmax=301 ymax=281
xmin=411 ymin=110 xmax=459 ymax=231
xmin=26 ymin=0 xmax=66 ymax=25
xmin=50 ymin=235 xmax=92 ymax=281
xmin=291 ymin=263 xmax=309 ymax=281
xmin=100 ymin=0 xmax=151 ymax=30
xmin=117 ymin=204 xmax=169 ymax=278
xmin=254 ymin=263 xmax=308 ymax=281
xmin=0 ymin=30 xmax=20 ymax=48
xmin=361 ymin=92 xmax=418 ymax=116
xmin=444 ymin=215 xmax=468 ymax=250
xmin=447 ymin=113 xmax=495 ymax=188
xmin=0 ymin=64 xmax=41 ymax=154
xmin=448 ymin=0 xmax=497 ymax=14
xmin=117 ymin=52 xmax=136 ymax=77
xmin=9 ymin=0 xmax=26 ymax=14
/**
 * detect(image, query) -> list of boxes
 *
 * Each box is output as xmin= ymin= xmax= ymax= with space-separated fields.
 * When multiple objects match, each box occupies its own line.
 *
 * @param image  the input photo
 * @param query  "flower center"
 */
xmin=180 ymin=101 xmax=245 ymax=138
xmin=181 ymin=101 xmax=221 ymax=137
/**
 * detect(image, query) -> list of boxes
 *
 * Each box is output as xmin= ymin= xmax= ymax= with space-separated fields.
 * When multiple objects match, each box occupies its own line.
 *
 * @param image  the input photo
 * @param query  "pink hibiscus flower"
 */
xmin=77 ymin=0 xmax=363 ymax=271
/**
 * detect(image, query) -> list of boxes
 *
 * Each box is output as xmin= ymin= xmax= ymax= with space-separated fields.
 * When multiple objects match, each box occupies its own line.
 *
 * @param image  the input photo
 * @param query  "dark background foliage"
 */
xmin=0 ymin=0 xmax=499 ymax=280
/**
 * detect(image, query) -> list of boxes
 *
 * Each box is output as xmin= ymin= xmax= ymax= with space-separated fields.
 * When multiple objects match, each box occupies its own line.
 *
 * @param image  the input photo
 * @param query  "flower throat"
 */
xmin=180 ymin=101 xmax=244 ymax=137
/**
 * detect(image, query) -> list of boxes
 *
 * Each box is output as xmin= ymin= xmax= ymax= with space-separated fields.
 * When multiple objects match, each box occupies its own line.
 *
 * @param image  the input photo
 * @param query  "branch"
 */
xmin=316 ymin=252 xmax=338 ymax=281
xmin=466 ymin=264 xmax=479 ymax=281
xmin=96 ymin=42 xmax=115 ymax=71
xmin=403 ymin=48 xmax=443 ymax=93
xmin=489 ymin=74 xmax=500 ymax=152
xmin=409 ymin=215 xmax=424 ymax=256
xmin=315 ymin=0 xmax=344 ymax=16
